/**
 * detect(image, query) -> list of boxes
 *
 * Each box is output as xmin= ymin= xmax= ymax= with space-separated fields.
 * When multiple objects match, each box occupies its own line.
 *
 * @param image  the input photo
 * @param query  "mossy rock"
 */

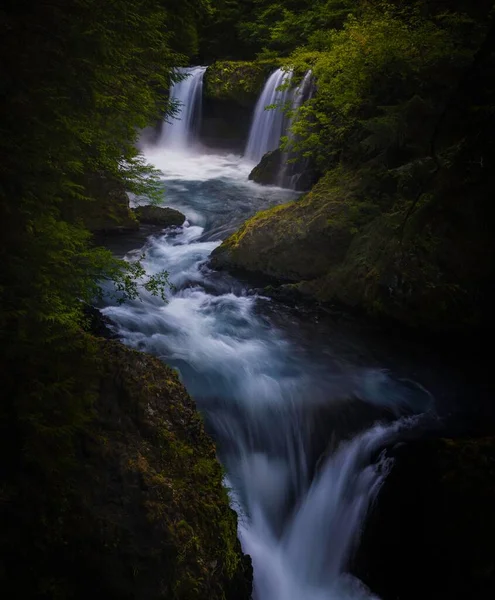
xmin=0 ymin=337 xmax=251 ymax=599
xmin=212 ymin=155 xmax=495 ymax=332
xmin=353 ymin=436 xmax=495 ymax=599
xmin=133 ymin=205 xmax=185 ymax=228
xmin=211 ymin=168 xmax=379 ymax=280
xmin=204 ymin=60 xmax=280 ymax=108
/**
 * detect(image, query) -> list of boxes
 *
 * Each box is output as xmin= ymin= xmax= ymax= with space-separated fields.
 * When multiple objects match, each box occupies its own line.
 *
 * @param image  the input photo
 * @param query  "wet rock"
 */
xmin=132 ymin=205 xmax=185 ymax=228
xmin=82 ymin=304 xmax=116 ymax=339
xmin=249 ymin=149 xmax=283 ymax=186
xmin=249 ymin=149 xmax=319 ymax=191
xmin=211 ymin=169 xmax=373 ymax=281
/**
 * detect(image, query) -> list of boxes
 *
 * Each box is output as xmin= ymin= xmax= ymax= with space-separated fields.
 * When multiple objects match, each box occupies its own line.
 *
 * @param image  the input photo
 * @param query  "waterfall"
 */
xmin=235 ymin=417 xmax=418 ymax=600
xmin=160 ymin=66 xmax=206 ymax=149
xmin=245 ymin=68 xmax=294 ymax=163
xmin=278 ymin=70 xmax=314 ymax=189
xmin=103 ymin=148 xmax=434 ymax=600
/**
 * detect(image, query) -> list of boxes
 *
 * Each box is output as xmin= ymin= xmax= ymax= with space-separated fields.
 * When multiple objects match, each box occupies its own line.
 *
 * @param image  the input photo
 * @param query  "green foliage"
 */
xmin=0 ymin=1 xmax=208 ymax=593
xmin=211 ymin=1 xmax=495 ymax=332
xmin=204 ymin=60 xmax=279 ymax=105
xmin=287 ymin=3 xmax=476 ymax=169
xmin=238 ymin=0 xmax=354 ymax=57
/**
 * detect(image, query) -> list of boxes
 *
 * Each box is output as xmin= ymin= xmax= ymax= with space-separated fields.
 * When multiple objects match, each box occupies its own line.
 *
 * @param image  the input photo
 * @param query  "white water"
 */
xmin=278 ymin=70 xmax=314 ymax=189
xmin=104 ymin=133 xmax=434 ymax=598
xmin=245 ymin=68 xmax=294 ymax=163
xmin=160 ymin=66 xmax=206 ymax=149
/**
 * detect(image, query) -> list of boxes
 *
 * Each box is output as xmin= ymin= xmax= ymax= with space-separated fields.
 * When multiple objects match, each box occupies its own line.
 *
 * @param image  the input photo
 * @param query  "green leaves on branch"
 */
xmin=284 ymin=3 xmax=477 ymax=170
xmin=109 ymin=256 xmax=171 ymax=305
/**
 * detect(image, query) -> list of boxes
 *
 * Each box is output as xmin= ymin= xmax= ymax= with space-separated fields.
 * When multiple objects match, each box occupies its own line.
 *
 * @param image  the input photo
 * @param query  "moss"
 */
xmin=0 ymin=337 xmax=251 ymax=600
xmin=204 ymin=60 xmax=280 ymax=107
xmin=212 ymin=148 xmax=495 ymax=332
xmin=211 ymin=168 xmax=380 ymax=280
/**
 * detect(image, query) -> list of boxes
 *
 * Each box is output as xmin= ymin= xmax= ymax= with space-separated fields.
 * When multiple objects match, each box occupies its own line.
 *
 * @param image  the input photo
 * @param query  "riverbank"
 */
xmin=0 ymin=330 xmax=251 ymax=599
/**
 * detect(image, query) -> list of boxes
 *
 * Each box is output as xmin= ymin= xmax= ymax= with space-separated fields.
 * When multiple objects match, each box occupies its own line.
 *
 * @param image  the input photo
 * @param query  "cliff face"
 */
xmin=0 ymin=337 xmax=251 ymax=599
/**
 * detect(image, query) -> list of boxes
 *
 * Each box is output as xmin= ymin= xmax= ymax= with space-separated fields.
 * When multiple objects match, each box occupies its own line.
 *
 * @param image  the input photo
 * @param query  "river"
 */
xmin=100 ymin=142 xmax=445 ymax=600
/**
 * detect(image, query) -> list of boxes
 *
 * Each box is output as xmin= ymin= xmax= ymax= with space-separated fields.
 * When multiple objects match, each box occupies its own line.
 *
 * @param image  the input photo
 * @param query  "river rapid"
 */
xmin=100 ymin=142 xmax=446 ymax=600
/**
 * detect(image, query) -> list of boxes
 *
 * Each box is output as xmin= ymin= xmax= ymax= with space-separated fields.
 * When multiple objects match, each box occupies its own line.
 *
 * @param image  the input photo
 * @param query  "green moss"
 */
xmin=211 ymin=168 xmax=380 ymax=281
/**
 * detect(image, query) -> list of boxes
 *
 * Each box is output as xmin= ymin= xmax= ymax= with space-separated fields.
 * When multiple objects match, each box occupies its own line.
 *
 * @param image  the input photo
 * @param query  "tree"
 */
xmin=0 ymin=2 xmax=205 ymax=592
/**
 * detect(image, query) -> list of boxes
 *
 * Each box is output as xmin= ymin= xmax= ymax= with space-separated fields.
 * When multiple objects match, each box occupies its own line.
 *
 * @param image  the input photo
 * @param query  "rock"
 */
xmin=82 ymin=304 xmax=116 ymax=339
xmin=132 ymin=205 xmax=185 ymax=228
xmin=353 ymin=437 xmax=495 ymax=600
xmin=211 ymin=169 xmax=379 ymax=280
xmin=1 ymin=338 xmax=252 ymax=599
xmin=248 ymin=149 xmax=283 ymax=186
xmin=201 ymin=61 xmax=279 ymax=152
xmin=211 ymin=158 xmax=495 ymax=333
xmin=249 ymin=149 xmax=319 ymax=191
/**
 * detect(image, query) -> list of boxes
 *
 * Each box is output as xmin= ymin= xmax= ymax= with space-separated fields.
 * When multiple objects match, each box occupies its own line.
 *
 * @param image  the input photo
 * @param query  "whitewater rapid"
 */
xmin=102 ymin=140 xmax=434 ymax=600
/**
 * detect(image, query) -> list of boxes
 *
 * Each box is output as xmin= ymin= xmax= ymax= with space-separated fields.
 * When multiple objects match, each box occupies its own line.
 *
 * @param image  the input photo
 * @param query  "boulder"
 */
xmin=211 ymin=169 xmax=379 ymax=281
xmin=249 ymin=149 xmax=320 ymax=191
xmin=132 ymin=205 xmax=185 ymax=228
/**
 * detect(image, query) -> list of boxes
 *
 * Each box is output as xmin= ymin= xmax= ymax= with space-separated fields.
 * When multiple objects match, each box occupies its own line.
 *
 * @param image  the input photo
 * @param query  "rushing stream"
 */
xmin=102 ymin=71 xmax=438 ymax=599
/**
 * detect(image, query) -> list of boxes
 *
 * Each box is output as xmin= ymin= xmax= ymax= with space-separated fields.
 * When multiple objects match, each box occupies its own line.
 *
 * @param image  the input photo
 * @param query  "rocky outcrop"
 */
xmin=204 ymin=61 xmax=278 ymax=108
xmin=132 ymin=205 xmax=186 ymax=228
xmin=353 ymin=437 xmax=495 ymax=600
xmin=1 ymin=336 xmax=251 ymax=600
xmin=211 ymin=157 xmax=495 ymax=333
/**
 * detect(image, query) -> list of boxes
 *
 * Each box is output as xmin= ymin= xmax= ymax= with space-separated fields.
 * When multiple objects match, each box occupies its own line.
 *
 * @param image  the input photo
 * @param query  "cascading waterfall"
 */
xmin=245 ymin=68 xmax=294 ymax=163
xmin=107 ymin=112 xmax=435 ymax=600
xmin=160 ymin=66 xmax=206 ymax=149
xmin=278 ymin=70 xmax=314 ymax=189
xmin=235 ymin=417 xmax=418 ymax=600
